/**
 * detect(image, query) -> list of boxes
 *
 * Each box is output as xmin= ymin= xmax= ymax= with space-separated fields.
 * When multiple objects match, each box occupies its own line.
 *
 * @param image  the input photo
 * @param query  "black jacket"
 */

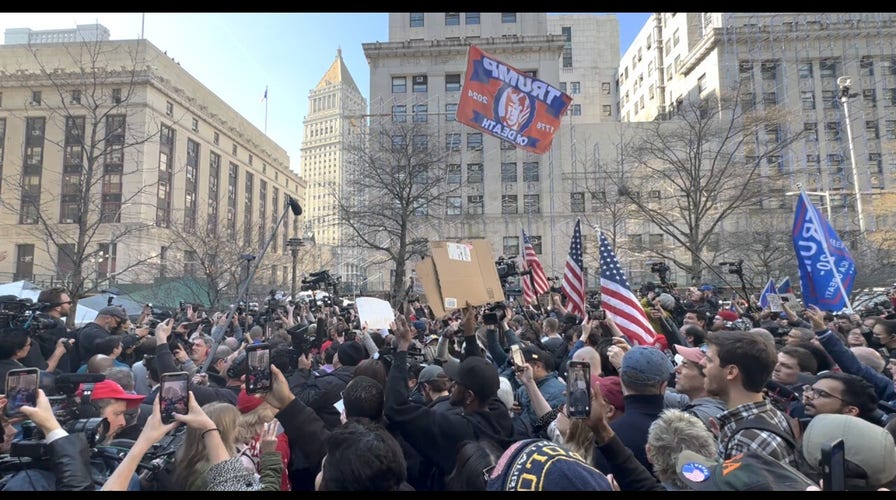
xmin=48 ymin=433 xmax=95 ymax=490
xmin=287 ymin=364 xmax=354 ymax=430
xmin=384 ymin=349 xmax=518 ymax=476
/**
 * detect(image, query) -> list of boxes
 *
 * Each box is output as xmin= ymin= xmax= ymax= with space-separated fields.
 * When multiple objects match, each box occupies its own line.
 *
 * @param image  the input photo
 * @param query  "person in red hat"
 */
xmin=235 ymin=389 xmax=292 ymax=490
xmin=710 ymin=310 xmax=740 ymax=331
xmin=76 ymin=379 xmax=146 ymax=444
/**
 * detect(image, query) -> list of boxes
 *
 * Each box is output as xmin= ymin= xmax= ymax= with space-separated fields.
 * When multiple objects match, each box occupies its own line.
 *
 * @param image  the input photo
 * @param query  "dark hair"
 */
xmin=94 ymin=335 xmax=122 ymax=356
xmin=682 ymin=325 xmax=707 ymax=346
xmin=779 ymin=345 xmax=818 ymax=374
xmin=684 ymin=308 xmax=709 ymax=324
xmin=320 ymin=420 xmax=407 ymax=490
xmin=0 ymin=327 xmax=30 ymax=360
xmin=343 ymin=375 xmax=384 ymax=421
xmin=793 ymin=341 xmax=835 ymax=373
xmin=354 ymin=358 xmax=388 ymax=388
xmin=37 ymin=287 xmax=69 ymax=309
xmin=445 ymin=439 xmax=503 ymax=491
xmin=705 ymin=330 xmax=777 ymax=393
xmin=813 ymin=372 xmax=879 ymax=421
xmin=873 ymin=318 xmax=896 ymax=336
xmin=324 ymin=343 xmax=339 ymax=364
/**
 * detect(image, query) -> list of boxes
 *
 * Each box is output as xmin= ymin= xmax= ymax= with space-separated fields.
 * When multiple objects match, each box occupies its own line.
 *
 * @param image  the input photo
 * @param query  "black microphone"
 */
xmin=287 ymin=196 xmax=303 ymax=216
xmin=55 ymin=373 xmax=106 ymax=386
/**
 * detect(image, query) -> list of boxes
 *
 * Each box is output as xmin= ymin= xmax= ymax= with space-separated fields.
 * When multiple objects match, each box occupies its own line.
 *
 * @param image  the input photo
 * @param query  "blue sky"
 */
xmin=0 ymin=12 xmax=651 ymax=174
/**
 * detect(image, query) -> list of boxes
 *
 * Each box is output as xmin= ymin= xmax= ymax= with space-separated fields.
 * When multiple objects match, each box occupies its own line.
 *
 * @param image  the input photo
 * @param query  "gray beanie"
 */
xmin=657 ymin=293 xmax=676 ymax=311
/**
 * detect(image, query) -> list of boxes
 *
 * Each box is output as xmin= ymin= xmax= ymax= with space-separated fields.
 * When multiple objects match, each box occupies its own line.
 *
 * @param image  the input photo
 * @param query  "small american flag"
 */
xmin=598 ymin=231 xmax=658 ymax=346
xmin=561 ymin=219 xmax=586 ymax=317
xmin=520 ymin=227 xmax=550 ymax=305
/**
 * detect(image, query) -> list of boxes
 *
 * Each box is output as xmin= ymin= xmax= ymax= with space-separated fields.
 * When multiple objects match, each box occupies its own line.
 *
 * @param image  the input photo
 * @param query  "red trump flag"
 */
xmin=456 ymin=45 xmax=572 ymax=155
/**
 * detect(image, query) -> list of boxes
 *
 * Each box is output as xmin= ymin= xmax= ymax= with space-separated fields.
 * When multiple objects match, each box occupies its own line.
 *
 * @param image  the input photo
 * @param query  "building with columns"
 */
xmin=0 ymin=36 xmax=305 ymax=303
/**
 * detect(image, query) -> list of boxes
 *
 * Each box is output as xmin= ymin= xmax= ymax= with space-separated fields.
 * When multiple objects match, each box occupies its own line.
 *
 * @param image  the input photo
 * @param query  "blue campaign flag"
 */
xmin=759 ymin=278 xmax=776 ymax=309
xmin=776 ymin=276 xmax=793 ymax=295
xmin=792 ymin=191 xmax=856 ymax=311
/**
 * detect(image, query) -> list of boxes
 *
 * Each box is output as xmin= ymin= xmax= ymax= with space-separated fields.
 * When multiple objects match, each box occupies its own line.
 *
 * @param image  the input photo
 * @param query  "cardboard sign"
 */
xmin=415 ymin=239 xmax=505 ymax=317
xmin=355 ymin=297 xmax=395 ymax=330
xmin=456 ymin=45 xmax=572 ymax=155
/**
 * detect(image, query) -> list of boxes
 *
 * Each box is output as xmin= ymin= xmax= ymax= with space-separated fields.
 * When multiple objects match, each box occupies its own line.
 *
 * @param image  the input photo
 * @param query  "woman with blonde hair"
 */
xmin=170 ymin=401 xmax=241 ymax=490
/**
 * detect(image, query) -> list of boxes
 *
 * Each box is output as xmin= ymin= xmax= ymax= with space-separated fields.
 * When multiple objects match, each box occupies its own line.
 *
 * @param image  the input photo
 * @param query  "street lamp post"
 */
xmin=838 ymin=76 xmax=866 ymax=233
xmin=286 ymin=237 xmax=305 ymax=299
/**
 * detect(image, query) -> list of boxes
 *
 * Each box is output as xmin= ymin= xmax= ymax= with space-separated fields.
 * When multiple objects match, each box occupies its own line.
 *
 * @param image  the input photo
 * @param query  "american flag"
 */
xmin=598 ymin=231 xmax=659 ymax=346
xmin=561 ymin=219 xmax=586 ymax=317
xmin=520 ymin=227 xmax=550 ymax=304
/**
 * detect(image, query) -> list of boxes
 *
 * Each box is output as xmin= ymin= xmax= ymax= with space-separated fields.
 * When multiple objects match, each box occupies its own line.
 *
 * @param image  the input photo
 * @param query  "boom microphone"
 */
xmin=55 ymin=373 xmax=107 ymax=385
xmin=287 ymin=196 xmax=303 ymax=216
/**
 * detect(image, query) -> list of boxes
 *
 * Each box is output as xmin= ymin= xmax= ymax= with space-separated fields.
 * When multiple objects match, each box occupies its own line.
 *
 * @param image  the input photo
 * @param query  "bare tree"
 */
xmin=0 ymin=39 xmax=166 ymax=327
xmin=615 ymin=91 xmax=804 ymax=285
xmin=335 ymin=120 xmax=460 ymax=305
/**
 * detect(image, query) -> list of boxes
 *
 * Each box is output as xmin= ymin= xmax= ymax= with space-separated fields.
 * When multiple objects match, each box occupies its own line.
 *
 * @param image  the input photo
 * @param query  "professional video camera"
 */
xmin=719 ymin=260 xmax=744 ymax=276
xmin=8 ymin=373 xmax=112 ymax=461
xmin=495 ymin=256 xmax=529 ymax=288
xmin=301 ymin=270 xmax=335 ymax=292
xmin=482 ymin=302 xmax=507 ymax=326
xmin=646 ymin=261 xmax=677 ymax=294
xmin=0 ymin=296 xmax=59 ymax=333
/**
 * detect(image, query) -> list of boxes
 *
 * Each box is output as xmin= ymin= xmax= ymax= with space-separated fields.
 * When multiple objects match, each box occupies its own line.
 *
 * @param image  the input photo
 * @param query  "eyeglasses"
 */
xmin=60 ymin=301 xmax=73 ymax=305
xmin=802 ymin=385 xmax=855 ymax=406
xmin=482 ymin=465 xmax=496 ymax=483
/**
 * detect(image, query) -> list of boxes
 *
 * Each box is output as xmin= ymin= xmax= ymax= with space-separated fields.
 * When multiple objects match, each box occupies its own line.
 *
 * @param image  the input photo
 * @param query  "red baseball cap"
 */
xmin=673 ymin=344 xmax=707 ymax=364
xmin=77 ymin=380 xmax=145 ymax=410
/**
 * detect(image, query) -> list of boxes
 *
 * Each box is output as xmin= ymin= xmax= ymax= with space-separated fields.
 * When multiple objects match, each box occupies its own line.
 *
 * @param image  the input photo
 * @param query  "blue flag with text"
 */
xmin=758 ymin=278 xmax=776 ymax=309
xmin=792 ymin=191 xmax=856 ymax=311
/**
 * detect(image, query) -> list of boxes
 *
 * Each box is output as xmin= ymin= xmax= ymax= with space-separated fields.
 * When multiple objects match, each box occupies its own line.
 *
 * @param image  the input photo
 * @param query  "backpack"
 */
xmin=723 ymin=413 xmax=802 ymax=456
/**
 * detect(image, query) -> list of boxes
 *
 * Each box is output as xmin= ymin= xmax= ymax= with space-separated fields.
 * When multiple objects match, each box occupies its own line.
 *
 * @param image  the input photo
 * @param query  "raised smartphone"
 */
xmin=820 ymin=438 xmax=846 ymax=491
xmin=4 ymin=367 xmax=39 ymax=418
xmin=510 ymin=344 xmax=525 ymax=368
xmin=566 ymin=361 xmax=591 ymax=419
xmin=245 ymin=342 xmax=272 ymax=394
xmin=159 ymin=371 xmax=190 ymax=424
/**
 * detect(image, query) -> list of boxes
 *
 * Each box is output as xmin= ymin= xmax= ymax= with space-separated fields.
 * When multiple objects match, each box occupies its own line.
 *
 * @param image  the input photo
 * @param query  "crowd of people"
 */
xmin=0 ymin=282 xmax=895 ymax=491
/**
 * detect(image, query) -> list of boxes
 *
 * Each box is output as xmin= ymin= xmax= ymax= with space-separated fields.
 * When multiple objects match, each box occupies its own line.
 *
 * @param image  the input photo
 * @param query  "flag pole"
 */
xmin=264 ymin=86 xmax=268 ymax=135
xmin=800 ymin=189 xmax=855 ymax=313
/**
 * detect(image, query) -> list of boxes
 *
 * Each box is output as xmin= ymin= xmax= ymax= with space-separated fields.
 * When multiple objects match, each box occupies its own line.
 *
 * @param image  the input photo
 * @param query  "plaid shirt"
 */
xmin=716 ymin=398 xmax=799 ymax=467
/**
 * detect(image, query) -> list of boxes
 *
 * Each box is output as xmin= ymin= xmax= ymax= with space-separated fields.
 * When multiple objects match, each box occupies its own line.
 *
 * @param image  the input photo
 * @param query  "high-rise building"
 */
xmin=618 ymin=13 xmax=896 ymax=241
xmin=360 ymin=13 xmax=640 ymax=292
xmin=0 ymin=35 xmax=304 ymax=302
xmin=299 ymin=48 xmax=369 ymax=293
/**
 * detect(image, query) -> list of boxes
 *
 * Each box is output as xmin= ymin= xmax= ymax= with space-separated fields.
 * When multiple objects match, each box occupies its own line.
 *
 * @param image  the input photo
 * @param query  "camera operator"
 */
xmin=1 ymin=388 xmax=94 ymax=490
xmin=25 ymin=287 xmax=76 ymax=373
xmin=77 ymin=306 xmax=148 ymax=372
xmin=0 ymin=327 xmax=70 ymax=393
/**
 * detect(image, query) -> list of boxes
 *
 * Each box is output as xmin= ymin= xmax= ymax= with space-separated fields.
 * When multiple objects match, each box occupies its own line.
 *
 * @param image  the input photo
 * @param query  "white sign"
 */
xmin=355 ymin=297 xmax=396 ymax=330
xmin=446 ymin=242 xmax=472 ymax=262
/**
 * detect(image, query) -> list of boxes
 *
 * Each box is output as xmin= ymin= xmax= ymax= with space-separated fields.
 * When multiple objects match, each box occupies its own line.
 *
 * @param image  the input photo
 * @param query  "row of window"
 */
xmin=409 ymin=12 xmax=515 ymax=28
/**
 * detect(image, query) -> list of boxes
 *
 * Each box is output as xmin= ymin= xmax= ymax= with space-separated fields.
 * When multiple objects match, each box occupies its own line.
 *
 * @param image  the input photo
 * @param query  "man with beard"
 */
xmin=77 ymin=306 xmax=148 ymax=370
xmin=24 ymin=287 xmax=76 ymax=372
xmin=700 ymin=329 xmax=800 ymax=466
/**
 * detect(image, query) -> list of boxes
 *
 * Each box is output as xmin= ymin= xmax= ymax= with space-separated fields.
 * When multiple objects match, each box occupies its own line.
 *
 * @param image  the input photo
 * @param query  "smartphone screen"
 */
xmin=246 ymin=343 xmax=272 ymax=394
xmin=510 ymin=344 xmax=525 ymax=368
xmin=821 ymin=438 xmax=846 ymax=491
xmin=159 ymin=371 xmax=190 ymax=425
xmin=566 ymin=361 xmax=591 ymax=419
xmin=5 ymin=368 xmax=39 ymax=418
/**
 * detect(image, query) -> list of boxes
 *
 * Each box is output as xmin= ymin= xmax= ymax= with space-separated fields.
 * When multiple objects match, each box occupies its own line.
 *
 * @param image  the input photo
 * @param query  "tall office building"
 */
xmin=0 ymin=34 xmax=304 ymax=301
xmin=361 ymin=13 xmax=648 ymax=292
xmin=618 ymin=13 xmax=896 ymax=243
xmin=299 ymin=48 xmax=369 ymax=292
